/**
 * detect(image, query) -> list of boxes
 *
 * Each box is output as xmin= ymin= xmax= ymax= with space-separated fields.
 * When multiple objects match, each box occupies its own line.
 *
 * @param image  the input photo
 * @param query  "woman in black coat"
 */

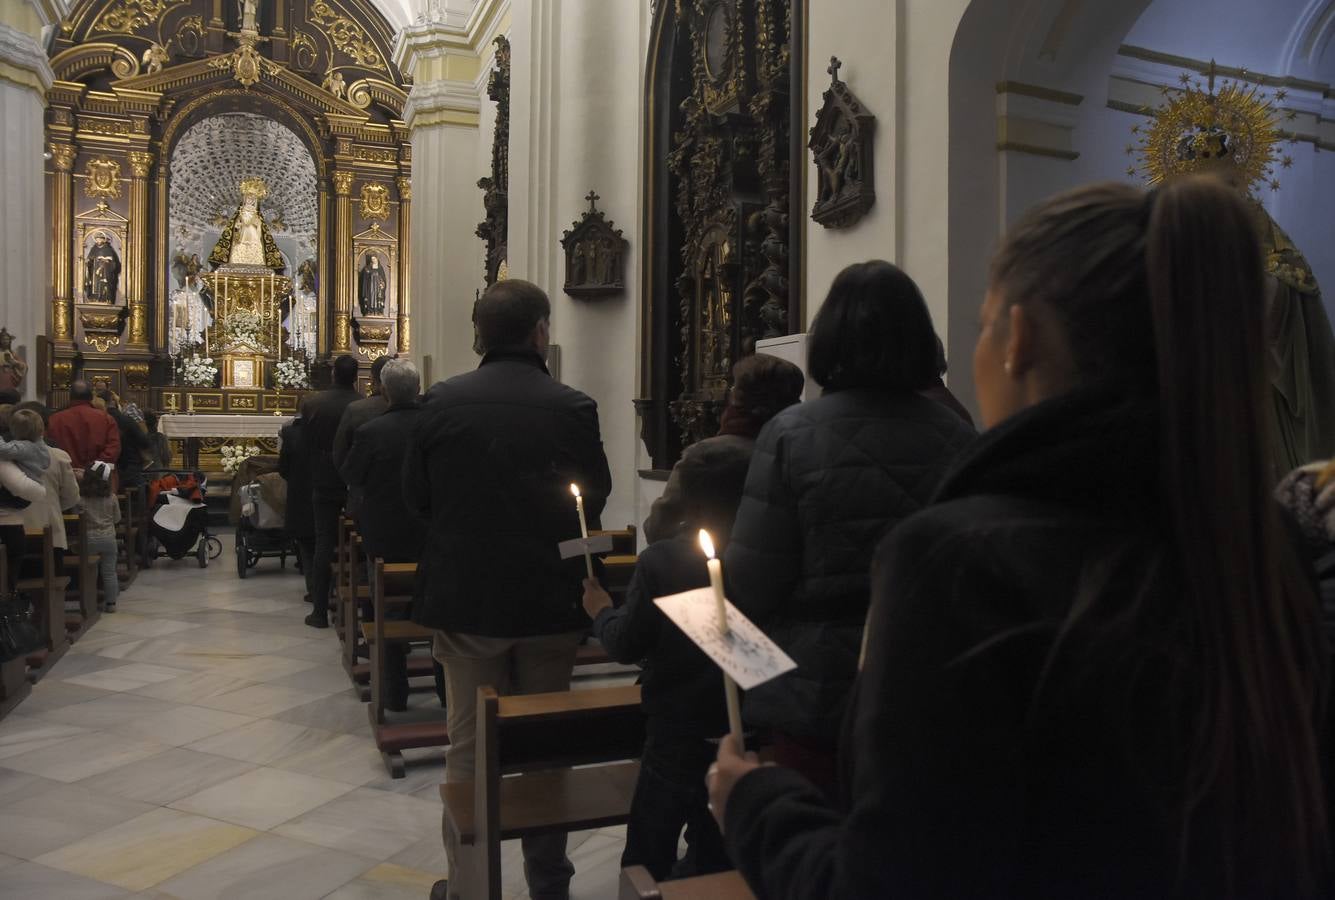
xmin=709 ymin=178 xmax=1333 ymax=898
xmin=724 ymin=261 xmax=976 ymax=791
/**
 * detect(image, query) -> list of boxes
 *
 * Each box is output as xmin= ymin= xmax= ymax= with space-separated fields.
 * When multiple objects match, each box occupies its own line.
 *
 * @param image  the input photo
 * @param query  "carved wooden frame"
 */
xmin=809 ymin=56 xmax=876 ymax=228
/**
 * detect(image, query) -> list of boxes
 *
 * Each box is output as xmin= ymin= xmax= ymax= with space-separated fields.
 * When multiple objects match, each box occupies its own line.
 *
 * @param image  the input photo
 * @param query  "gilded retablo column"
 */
xmin=396 ymin=174 xmax=411 ymax=353
xmin=332 ymin=171 xmax=354 ymax=352
xmin=49 ymin=143 xmax=76 ymax=343
xmin=127 ymin=150 xmax=154 ymax=346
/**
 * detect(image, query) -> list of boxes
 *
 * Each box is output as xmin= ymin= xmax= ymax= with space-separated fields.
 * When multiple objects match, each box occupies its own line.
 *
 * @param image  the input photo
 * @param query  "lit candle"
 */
xmin=698 ymin=529 xmax=728 ymax=633
xmin=570 ymin=483 xmax=593 ymax=578
xmin=699 ymin=528 xmax=744 ymax=744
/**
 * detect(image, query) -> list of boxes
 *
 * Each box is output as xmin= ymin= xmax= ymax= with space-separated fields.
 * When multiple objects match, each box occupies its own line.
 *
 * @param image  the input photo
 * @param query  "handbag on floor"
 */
xmin=0 ymin=591 xmax=41 ymax=663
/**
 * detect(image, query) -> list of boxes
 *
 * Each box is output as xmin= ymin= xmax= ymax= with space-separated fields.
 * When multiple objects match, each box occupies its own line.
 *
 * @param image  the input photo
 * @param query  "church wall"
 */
xmin=0 ymin=73 xmax=45 ymax=398
xmin=802 ymin=0 xmax=898 ymax=329
xmin=507 ymin=0 xmax=646 ymax=534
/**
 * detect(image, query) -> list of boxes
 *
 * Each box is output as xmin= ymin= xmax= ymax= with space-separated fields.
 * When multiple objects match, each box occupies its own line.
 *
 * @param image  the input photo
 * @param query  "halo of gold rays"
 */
xmin=1131 ymin=61 xmax=1284 ymax=195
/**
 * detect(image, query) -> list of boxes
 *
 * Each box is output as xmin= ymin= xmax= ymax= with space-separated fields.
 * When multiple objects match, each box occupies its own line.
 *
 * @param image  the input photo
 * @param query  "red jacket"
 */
xmin=48 ymin=401 xmax=121 ymax=471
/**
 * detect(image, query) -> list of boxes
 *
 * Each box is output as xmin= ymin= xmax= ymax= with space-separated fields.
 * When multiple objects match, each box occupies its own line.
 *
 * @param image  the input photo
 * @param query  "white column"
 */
xmin=0 ymin=0 xmax=63 ymax=399
xmin=395 ymin=20 xmax=488 ymax=387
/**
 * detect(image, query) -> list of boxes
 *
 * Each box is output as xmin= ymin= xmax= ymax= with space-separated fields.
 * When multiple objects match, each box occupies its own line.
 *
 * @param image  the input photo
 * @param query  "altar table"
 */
xmin=161 ymin=414 xmax=293 ymax=470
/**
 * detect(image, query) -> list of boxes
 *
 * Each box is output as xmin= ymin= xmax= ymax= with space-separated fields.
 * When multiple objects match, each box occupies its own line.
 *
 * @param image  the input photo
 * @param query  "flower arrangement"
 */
xmin=273 ymin=357 xmax=311 ymax=390
xmin=223 ymin=309 xmax=263 ymax=348
xmin=220 ymin=443 xmax=261 ymax=475
xmin=181 ymin=353 xmax=217 ymax=386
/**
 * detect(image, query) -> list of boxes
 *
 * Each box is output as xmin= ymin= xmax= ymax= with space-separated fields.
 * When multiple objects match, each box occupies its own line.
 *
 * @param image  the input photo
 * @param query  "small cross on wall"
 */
xmin=585 ymin=190 xmax=600 ymax=212
xmin=828 ymin=56 xmax=842 ymax=81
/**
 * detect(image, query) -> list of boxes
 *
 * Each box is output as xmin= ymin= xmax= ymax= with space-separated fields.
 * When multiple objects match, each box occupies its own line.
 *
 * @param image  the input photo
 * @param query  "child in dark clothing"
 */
xmin=582 ymin=443 xmax=752 ymax=881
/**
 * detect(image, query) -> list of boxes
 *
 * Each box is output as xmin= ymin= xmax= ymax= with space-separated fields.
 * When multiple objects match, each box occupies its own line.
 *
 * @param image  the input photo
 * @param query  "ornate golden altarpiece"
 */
xmin=43 ymin=0 xmax=413 ymax=432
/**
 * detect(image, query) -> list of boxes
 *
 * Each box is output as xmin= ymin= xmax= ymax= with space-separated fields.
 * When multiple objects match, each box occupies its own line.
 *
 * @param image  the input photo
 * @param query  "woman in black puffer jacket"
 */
xmin=724 ymin=261 xmax=976 ymax=792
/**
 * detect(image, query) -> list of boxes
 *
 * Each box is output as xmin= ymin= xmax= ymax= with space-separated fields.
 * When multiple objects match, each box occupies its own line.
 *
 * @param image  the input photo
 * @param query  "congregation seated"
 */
xmin=707 ymin=178 xmax=1335 ymax=898
xmin=16 ymin=408 xmax=78 ymax=576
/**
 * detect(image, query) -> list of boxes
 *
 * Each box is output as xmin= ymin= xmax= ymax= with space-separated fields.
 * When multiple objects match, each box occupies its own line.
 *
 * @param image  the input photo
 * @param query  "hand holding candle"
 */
xmin=570 ymin=483 xmax=594 ymax=578
xmin=699 ymin=528 xmax=744 ymax=746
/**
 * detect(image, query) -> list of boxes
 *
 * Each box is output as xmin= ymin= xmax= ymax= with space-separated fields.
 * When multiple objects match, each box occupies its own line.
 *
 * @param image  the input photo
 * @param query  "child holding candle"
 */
xmin=581 ymin=442 xmax=751 ymax=881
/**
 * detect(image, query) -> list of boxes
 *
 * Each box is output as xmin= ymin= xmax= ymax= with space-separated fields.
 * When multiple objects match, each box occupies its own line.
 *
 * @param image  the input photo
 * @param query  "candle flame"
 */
xmin=570 ymin=483 xmax=581 ymax=498
xmin=698 ymin=529 xmax=716 ymax=560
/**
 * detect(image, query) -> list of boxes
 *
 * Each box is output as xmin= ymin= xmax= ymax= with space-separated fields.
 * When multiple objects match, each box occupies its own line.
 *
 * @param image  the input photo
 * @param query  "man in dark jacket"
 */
xmin=278 ymin=404 xmax=314 ymax=604
xmin=332 ymin=352 xmax=391 ymax=519
xmin=302 ymin=354 xmax=360 ymax=628
xmin=341 ymin=358 xmax=426 ymax=710
xmin=48 ymin=380 xmax=120 ymax=471
xmin=406 ymin=279 xmax=610 ymax=900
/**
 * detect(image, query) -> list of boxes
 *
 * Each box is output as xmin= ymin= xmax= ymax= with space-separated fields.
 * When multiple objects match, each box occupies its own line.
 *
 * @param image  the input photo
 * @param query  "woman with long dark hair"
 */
xmin=708 ymin=177 xmax=1333 ymax=898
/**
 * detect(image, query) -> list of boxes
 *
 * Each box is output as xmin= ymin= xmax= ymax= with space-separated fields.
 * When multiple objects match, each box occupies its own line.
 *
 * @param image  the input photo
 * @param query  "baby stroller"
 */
xmin=146 ymin=470 xmax=221 ymax=568
xmin=230 ymin=455 xmax=293 ymax=578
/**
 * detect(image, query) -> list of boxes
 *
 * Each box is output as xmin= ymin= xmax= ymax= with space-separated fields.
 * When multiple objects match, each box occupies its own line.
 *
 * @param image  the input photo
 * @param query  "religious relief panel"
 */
xmin=83 ymin=158 xmax=122 ymax=200
xmin=477 ymin=35 xmax=511 ymax=287
xmin=640 ymin=0 xmax=803 ymax=466
xmin=809 ymin=57 xmax=876 ymax=228
xmin=561 ymin=191 xmax=629 ymax=299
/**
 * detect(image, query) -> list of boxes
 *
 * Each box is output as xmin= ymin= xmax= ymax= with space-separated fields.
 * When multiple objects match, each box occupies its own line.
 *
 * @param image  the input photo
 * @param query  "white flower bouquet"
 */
xmin=181 ymin=353 xmax=217 ymax=387
xmin=224 ymin=309 xmax=264 ymax=348
xmin=220 ymin=443 xmax=261 ymax=475
xmin=273 ymin=357 xmax=311 ymax=390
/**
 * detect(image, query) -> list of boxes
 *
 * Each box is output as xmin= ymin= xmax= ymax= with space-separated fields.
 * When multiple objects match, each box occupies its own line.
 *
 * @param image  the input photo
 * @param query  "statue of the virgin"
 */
xmin=209 ymin=176 xmax=284 ymax=271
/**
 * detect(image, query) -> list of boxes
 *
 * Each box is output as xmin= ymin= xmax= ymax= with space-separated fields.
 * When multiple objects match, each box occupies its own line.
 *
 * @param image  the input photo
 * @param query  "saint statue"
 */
xmin=84 ymin=231 xmax=121 ymax=304
xmin=358 ymin=254 xmax=387 ymax=316
xmin=285 ymin=258 xmax=319 ymax=357
xmin=0 ymin=329 xmax=27 ymax=392
xmin=169 ymin=250 xmax=213 ymax=355
xmin=209 ymin=176 xmax=284 ymax=271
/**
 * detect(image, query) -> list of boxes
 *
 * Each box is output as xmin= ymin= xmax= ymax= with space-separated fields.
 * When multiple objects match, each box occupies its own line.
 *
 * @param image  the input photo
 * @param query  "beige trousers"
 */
xmin=434 ymin=629 xmax=583 ymax=899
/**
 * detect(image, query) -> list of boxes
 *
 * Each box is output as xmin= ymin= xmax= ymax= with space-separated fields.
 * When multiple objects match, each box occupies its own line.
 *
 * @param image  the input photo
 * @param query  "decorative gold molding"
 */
xmin=309 ymin=0 xmax=387 ymax=72
xmin=333 ymin=171 xmax=355 ymax=195
xmin=91 ymin=0 xmax=188 ymax=35
xmin=49 ymin=142 xmax=77 ymax=172
xmin=995 ymin=80 xmax=1084 ymax=106
xmin=358 ymin=181 xmax=390 ymax=220
xmin=127 ymin=150 xmax=153 ymax=178
xmin=83 ymin=157 xmax=121 ymax=198
xmin=395 ymin=175 xmax=411 ymax=201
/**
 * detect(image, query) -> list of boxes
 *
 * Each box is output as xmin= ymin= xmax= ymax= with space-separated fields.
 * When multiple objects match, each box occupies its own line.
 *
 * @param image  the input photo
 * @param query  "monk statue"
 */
xmin=209 ymin=176 xmax=284 ymax=271
xmin=358 ymin=253 xmax=387 ymax=316
xmin=84 ymin=231 xmax=121 ymax=303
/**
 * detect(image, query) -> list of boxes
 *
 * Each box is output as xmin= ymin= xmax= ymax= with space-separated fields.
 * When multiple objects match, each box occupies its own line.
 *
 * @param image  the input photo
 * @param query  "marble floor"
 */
xmin=0 ymin=532 xmax=630 ymax=899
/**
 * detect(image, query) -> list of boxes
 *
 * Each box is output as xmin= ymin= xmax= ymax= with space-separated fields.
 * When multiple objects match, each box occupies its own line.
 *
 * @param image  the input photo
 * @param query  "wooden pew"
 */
xmin=0 ymin=554 xmax=28 ymax=720
xmin=440 ymin=684 xmax=645 ymax=900
xmin=21 ymin=526 xmax=71 ymax=681
xmin=363 ymin=559 xmax=446 ymax=775
xmin=62 ymin=512 xmax=100 ymax=630
xmin=619 ymin=867 xmax=755 ymax=900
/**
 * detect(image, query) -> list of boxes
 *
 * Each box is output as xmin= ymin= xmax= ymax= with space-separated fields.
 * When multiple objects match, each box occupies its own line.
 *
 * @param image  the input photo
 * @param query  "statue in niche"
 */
xmin=285 ymin=258 xmax=319 ymax=357
xmin=357 ymin=253 xmax=386 ymax=316
xmin=237 ymin=0 xmax=258 ymax=32
xmin=210 ymin=176 xmax=284 ymax=271
xmin=0 ymin=329 xmax=27 ymax=392
xmin=168 ymin=250 xmax=213 ymax=355
xmin=84 ymin=231 xmax=121 ymax=304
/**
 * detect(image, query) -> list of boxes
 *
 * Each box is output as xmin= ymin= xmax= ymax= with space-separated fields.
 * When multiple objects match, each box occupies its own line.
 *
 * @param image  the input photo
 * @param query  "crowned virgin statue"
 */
xmin=1135 ymin=70 xmax=1335 ymax=476
xmin=209 ymin=176 xmax=284 ymax=271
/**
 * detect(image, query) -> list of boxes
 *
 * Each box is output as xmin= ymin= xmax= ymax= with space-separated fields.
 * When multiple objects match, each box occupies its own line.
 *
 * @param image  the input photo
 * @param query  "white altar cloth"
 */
xmin=161 ymin=414 xmax=292 ymax=439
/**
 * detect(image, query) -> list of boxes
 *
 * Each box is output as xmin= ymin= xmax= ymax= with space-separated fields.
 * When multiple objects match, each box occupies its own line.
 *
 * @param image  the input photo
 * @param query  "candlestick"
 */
xmin=698 ymin=529 xmax=744 ymax=744
xmin=570 ymin=483 xmax=593 ymax=578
